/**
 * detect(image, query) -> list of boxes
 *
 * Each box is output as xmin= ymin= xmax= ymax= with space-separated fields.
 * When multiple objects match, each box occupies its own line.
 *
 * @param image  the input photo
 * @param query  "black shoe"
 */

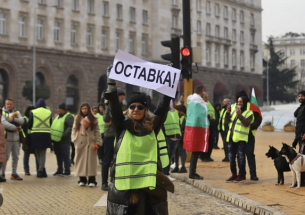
xmin=250 ymin=175 xmax=259 ymax=181
xmin=189 ymin=173 xmax=203 ymax=180
xmin=37 ymin=171 xmax=44 ymax=178
xmin=171 ymin=167 xmax=179 ymax=173
xmin=53 ymin=171 xmax=63 ymax=176
xmin=202 ymin=158 xmax=214 ymax=162
xmin=0 ymin=177 xmax=6 ymax=182
xmin=222 ymin=157 xmax=229 ymax=162
xmin=178 ymin=167 xmax=187 ymax=173
xmin=101 ymin=183 xmax=109 ymax=191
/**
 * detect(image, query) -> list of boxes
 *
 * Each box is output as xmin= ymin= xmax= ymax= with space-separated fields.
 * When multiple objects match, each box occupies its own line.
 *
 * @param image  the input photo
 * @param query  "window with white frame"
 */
xmin=224 ymin=49 xmax=228 ymax=65
xmin=215 ymin=3 xmax=220 ymax=17
xmin=232 ymin=8 xmax=236 ymax=21
xmin=101 ymin=29 xmax=107 ymax=50
xmin=142 ymin=10 xmax=148 ymax=24
xmin=232 ymin=29 xmax=236 ymax=41
xmin=196 ymin=20 xmax=201 ymax=33
xmin=206 ymin=23 xmax=211 ymax=35
xmin=240 ymin=10 xmax=244 ymax=23
xmin=172 ymin=15 xmax=177 ymax=28
xmin=291 ymin=60 xmax=295 ymax=67
xmin=54 ymin=22 xmax=60 ymax=42
xmin=223 ymin=6 xmax=228 ymax=19
xmin=128 ymin=33 xmax=135 ymax=53
xmin=37 ymin=19 xmax=43 ymax=40
xmin=250 ymin=13 xmax=254 ymax=26
xmin=172 ymin=0 xmax=177 ymax=6
xmin=130 ymin=7 xmax=136 ymax=22
xmin=196 ymin=0 xmax=201 ymax=12
xmin=102 ymin=1 xmax=109 ymax=16
xmin=206 ymin=45 xmax=210 ymax=62
xmin=19 ymin=16 xmax=26 ymax=37
xmin=290 ymin=49 xmax=295 ymax=56
xmin=72 ymin=0 xmax=78 ymax=10
xmin=251 ymin=32 xmax=255 ymax=44
xmin=206 ymin=1 xmax=210 ymax=14
xmin=86 ymin=27 xmax=92 ymax=46
xmin=141 ymin=34 xmax=147 ymax=55
xmin=240 ymin=31 xmax=244 ymax=43
xmin=115 ymin=31 xmax=121 ymax=51
xmin=232 ymin=49 xmax=236 ymax=66
xmin=250 ymin=53 xmax=255 ymax=69
xmin=301 ymin=49 xmax=305 ymax=55
xmin=224 ymin=27 xmax=228 ymax=39
xmin=71 ymin=24 xmax=77 ymax=44
xmin=116 ymin=4 xmax=122 ymax=19
xmin=0 ymin=13 xmax=6 ymax=35
xmin=215 ymin=25 xmax=219 ymax=37
xmin=87 ymin=0 xmax=94 ymax=14
xmin=56 ymin=0 xmax=61 ymax=7
xmin=215 ymin=46 xmax=219 ymax=64
xmin=240 ymin=51 xmax=244 ymax=67
xmin=38 ymin=0 xmax=44 ymax=3
xmin=301 ymin=59 xmax=305 ymax=67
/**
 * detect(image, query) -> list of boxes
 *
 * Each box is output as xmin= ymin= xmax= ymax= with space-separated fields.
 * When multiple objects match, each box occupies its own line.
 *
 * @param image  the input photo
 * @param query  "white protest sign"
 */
xmin=109 ymin=50 xmax=181 ymax=98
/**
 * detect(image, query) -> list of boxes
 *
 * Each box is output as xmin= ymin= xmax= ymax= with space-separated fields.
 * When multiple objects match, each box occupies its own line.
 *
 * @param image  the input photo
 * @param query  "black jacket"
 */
xmin=293 ymin=102 xmax=305 ymax=147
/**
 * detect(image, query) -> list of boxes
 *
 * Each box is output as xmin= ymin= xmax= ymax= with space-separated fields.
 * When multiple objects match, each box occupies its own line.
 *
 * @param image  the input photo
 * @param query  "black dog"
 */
xmin=265 ymin=145 xmax=290 ymax=185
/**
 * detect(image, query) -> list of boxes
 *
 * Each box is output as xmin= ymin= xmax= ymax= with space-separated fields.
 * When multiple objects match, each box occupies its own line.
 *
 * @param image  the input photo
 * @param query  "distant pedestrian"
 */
xmin=213 ymin=103 xmax=221 ymax=149
xmin=67 ymin=108 xmax=75 ymax=166
xmin=96 ymin=103 xmax=105 ymax=164
xmin=71 ymin=102 xmax=102 ymax=187
xmin=0 ymin=108 xmax=6 ymax=182
xmin=218 ymin=99 xmax=230 ymax=162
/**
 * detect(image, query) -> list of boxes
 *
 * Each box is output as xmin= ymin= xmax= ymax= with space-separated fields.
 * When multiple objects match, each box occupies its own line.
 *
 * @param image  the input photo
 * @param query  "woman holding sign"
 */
xmin=104 ymin=65 xmax=173 ymax=215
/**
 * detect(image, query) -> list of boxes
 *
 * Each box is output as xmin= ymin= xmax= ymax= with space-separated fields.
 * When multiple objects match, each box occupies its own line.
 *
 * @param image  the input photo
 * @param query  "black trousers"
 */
xmin=220 ymin=129 xmax=229 ymax=159
xmin=102 ymin=136 xmax=115 ymax=185
xmin=189 ymin=152 xmax=201 ymax=175
xmin=245 ymin=134 xmax=257 ymax=177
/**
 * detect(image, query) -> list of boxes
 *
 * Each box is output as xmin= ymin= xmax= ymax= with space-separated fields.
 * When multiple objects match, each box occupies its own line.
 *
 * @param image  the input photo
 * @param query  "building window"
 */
xmin=142 ymin=10 xmax=148 ymax=24
xmin=116 ymin=4 xmax=122 ymax=19
xmin=38 ymin=0 xmax=44 ymax=3
xmin=196 ymin=20 xmax=201 ymax=33
xmin=206 ymin=1 xmax=210 ymax=14
xmin=172 ymin=15 xmax=178 ymax=28
xmin=223 ymin=6 xmax=228 ymax=19
xmin=250 ymin=13 xmax=254 ymax=26
xmin=291 ymin=60 xmax=295 ymax=67
xmin=232 ymin=29 xmax=236 ymax=41
xmin=37 ymin=19 xmax=43 ymax=40
xmin=224 ymin=27 xmax=228 ymax=39
xmin=206 ymin=45 xmax=210 ymax=62
xmin=240 ymin=51 xmax=244 ymax=67
xmin=240 ymin=31 xmax=244 ymax=43
xmin=232 ymin=8 xmax=236 ymax=21
xmin=172 ymin=0 xmax=177 ymax=6
xmin=0 ymin=13 xmax=6 ymax=35
xmin=215 ymin=25 xmax=219 ymax=37
xmin=72 ymin=0 xmax=78 ymax=10
xmin=71 ymin=24 xmax=77 ymax=44
xmin=101 ymin=29 xmax=107 ymax=50
xmin=240 ymin=10 xmax=244 ymax=23
xmin=251 ymin=33 xmax=255 ymax=44
xmin=215 ymin=3 xmax=220 ymax=17
xmin=215 ymin=46 xmax=219 ymax=64
xmin=300 ymin=49 xmax=305 ymax=55
xmin=86 ymin=27 xmax=92 ymax=46
xmin=102 ymin=1 xmax=109 ymax=17
xmin=130 ymin=7 xmax=136 ymax=22
xmin=18 ymin=16 xmax=26 ymax=37
xmin=250 ymin=53 xmax=255 ymax=69
xmin=224 ymin=49 xmax=228 ymax=65
xmin=196 ymin=0 xmax=201 ymax=12
xmin=115 ymin=31 xmax=121 ymax=51
xmin=128 ymin=33 xmax=135 ymax=53
xmin=206 ymin=23 xmax=211 ymax=36
xmin=290 ymin=49 xmax=295 ymax=56
xmin=87 ymin=0 xmax=94 ymax=14
xmin=232 ymin=49 xmax=236 ymax=66
xmin=55 ymin=0 xmax=62 ymax=7
xmin=141 ymin=34 xmax=147 ymax=55
xmin=54 ymin=22 xmax=60 ymax=42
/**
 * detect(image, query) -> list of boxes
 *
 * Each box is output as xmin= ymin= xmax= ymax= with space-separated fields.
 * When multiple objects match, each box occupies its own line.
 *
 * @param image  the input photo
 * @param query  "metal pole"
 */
xmin=33 ymin=8 xmax=36 ymax=106
xmin=266 ymin=50 xmax=269 ymax=106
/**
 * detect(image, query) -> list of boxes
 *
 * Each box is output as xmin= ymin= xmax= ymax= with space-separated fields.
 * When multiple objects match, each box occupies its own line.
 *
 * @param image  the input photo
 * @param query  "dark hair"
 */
xmin=5 ymin=98 xmax=14 ymax=103
xmin=75 ymin=102 xmax=96 ymax=130
xmin=194 ymin=86 xmax=204 ymax=94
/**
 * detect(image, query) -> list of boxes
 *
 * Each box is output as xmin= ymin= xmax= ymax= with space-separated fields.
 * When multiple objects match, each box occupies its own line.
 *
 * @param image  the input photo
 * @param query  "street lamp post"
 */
xmin=266 ymin=50 xmax=269 ymax=106
xmin=32 ymin=7 xmax=37 ymax=106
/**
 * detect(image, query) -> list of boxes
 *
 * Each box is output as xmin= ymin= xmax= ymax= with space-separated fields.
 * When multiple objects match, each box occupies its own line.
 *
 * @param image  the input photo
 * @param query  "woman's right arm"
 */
xmin=71 ymin=118 xmax=77 ymax=143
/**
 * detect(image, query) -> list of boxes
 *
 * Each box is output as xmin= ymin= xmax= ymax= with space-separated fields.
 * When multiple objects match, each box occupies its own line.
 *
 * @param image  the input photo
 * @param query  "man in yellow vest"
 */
xmin=225 ymin=96 xmax=253 ymax=182
xmin=28 ymin=98 xmax=52 ymax=178
xmin=218 ymin=98 xmax=230 ymax=162
xmin=51 ymin=102 xmax=74 ymax=177
xmin=96 ymin=103 xmax=105 ymax=165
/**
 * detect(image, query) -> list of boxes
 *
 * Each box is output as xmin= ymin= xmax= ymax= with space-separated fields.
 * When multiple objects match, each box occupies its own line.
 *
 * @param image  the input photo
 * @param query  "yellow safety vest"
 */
xmin=157 ymin=130 xmax=169 ymax=168
xmin=50 ymin=113 xmax=69 ymax=142
xmin=226 ymin=109 xmax=253 ymax=143
xmin=115 ymin=130 xmax=158 ymax=191
xmin=31 ymin=108 xmax=51 ymax=133
xmin=96 ymin=113 xmax=105 ymax=134
xmin=164 ymin=109 xmax=181 ymax=136
xmin=23 ymin=116 xmax=31 ymax=134
xmin=217 ymin=108 xmax=226 ymax=131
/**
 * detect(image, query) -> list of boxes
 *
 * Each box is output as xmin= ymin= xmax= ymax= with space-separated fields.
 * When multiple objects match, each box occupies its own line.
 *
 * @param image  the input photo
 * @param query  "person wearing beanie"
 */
xmin=28 ymin=98 xmax=52 ymax=178
xmin=292 ymin=90 xmax=305 ymax=185
xmin=51 ymin=102 xmax=74 ymax=176
xmin=104 ymin=65 xmax=172 ymax=215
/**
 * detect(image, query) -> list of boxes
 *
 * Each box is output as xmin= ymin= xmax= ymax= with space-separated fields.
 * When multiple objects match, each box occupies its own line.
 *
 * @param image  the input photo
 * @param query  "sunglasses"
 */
xmin=129 ymin=105 xmax=145 ymax=110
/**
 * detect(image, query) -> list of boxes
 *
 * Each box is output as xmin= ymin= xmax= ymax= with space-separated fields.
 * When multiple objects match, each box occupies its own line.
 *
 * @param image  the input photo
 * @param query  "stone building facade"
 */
xmin=0 ymin=0 xmax=263 ymax=113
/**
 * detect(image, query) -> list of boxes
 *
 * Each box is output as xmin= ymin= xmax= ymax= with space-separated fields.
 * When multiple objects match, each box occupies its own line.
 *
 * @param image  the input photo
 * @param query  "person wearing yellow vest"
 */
xmin=96 ymin=103 xmax=105 ymax=165
xmin=0 ymin=98 xmax=24 ymax=181
xmin=225 ymin=96 xmax=253 ymax=182
xmin=218 ymin=98 xmax=231 ymax=162
xmin=71 ymin=102 xmax=103 ymax=187
xmin=51 ymin=102 xmax=74 ymax=177
xmin=66 ymin=108 xmax=75 ymax=166
xmin=28 ymin=98 xmax=52 ymax=178
xmin=22 ymin=105 xmax=38 ymax=176
xmin=104 ymin=64 xmax=172 ymax=215
xmin=162 ymin=100 xmax=181 ymax=180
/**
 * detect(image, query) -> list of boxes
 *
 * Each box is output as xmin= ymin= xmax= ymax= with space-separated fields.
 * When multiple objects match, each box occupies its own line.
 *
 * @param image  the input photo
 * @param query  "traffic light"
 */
xmin=160 ymin=37 xmax=180 ymax=69
xmin=180 ymin=46 xmax=192 ymax=80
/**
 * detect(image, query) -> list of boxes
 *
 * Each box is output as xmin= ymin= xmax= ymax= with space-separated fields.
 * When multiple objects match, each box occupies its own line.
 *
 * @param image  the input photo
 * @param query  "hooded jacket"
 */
xmin=1 ymin=106 xmax=24 ymax=142
xmin=293 ymin=100 xmax=305 ymax=147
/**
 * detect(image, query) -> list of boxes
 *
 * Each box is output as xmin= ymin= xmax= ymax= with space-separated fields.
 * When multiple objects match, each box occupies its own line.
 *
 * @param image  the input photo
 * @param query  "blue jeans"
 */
xmin=53 ymin=142 xmax=71 ymax=174
xmin=163 ymin=138 xmax=179 ymax=175
xmin=228 ymin=140 xmax=246 ymax=175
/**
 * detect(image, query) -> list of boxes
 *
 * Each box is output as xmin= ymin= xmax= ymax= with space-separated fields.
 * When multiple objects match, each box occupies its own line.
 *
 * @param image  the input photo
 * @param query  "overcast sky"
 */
xmin=262 ymin=0 xmax=305 ymax=42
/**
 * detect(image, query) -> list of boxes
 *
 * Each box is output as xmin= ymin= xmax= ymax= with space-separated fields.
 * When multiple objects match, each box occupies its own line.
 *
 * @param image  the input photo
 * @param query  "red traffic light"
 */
xmin=180 ymin=47 xmax=191 ymax=57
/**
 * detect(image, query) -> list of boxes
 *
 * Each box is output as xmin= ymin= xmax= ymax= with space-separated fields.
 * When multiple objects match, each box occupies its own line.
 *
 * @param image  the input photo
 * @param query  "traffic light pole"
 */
xmin=182 ymin=0 xmax=192 ymax=104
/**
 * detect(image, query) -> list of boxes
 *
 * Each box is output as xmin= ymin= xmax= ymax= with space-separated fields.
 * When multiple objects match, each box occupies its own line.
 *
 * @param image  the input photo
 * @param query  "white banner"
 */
xmin=109 ymin=50 xmax=181 ymax=98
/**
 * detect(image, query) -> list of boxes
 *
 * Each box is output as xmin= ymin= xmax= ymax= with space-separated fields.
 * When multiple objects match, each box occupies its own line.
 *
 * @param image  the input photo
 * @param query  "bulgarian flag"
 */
xmin=250 ymin=88 xmax=262 ymax=117
xmin=183 ymin=94 xmax=209 ymax=152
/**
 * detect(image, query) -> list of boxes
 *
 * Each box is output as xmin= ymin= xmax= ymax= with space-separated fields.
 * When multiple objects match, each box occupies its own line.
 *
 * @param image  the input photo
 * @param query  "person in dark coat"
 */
xmin=28 ymin=98 xmax=52 ymax=178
